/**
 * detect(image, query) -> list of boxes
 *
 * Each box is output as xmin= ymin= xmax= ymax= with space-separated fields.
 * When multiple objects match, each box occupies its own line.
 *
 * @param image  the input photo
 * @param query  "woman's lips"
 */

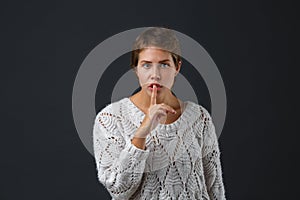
xmin=148 ymin=85 xmax=162 ymax=91
xmin=148 ymin=86 xmax=161 ymax=91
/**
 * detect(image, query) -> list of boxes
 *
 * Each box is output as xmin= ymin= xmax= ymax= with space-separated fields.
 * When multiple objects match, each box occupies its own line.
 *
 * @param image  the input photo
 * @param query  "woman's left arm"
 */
xmin=201 ymin=111 xmax=226 ymax=200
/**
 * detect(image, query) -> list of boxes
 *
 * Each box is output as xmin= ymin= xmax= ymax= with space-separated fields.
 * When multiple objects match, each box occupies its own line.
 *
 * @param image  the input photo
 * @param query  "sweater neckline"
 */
xmin=124 ymin=97 xmax=191 ymax=130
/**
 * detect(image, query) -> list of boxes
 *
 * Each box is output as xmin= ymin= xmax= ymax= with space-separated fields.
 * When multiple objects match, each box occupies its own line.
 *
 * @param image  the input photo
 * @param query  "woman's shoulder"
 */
xmin=95 ymin=98 xmax=129 ymax=120
xmin=184 ymin=101 xmax=212 ymax=121
xmin=184 ymin=101 xmax=215 ymax=139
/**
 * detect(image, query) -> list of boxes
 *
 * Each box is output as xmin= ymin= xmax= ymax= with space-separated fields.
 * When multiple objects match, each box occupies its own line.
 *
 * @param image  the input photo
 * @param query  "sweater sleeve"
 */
xmin=201 ymin=110 xmax=226 ymax=200
xmin=93 ymin=107 xmax=149 ymax=200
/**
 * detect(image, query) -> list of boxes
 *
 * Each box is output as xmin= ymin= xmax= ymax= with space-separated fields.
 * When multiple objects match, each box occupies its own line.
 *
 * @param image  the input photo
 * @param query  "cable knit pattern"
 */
xmin=93 ymin=97 xmax=226 ymax=200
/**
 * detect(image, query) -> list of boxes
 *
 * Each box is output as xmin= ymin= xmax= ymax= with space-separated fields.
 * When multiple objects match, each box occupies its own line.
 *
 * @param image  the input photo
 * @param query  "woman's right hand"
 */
xmin=134 ymin=85 xmax=177 ymax=139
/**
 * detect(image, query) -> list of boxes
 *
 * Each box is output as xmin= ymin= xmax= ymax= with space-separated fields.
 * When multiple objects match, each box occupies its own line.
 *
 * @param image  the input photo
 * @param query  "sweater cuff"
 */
xmin=124 ymin=142 xmax=150 ymax=161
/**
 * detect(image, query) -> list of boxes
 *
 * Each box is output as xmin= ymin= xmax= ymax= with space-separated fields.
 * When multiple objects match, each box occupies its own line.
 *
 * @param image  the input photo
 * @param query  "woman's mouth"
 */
xmin=148 ymin=83 xmax=163 ymax=91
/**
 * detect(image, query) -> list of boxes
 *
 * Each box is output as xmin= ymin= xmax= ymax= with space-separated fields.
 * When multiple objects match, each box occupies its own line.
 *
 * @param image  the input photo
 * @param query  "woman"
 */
xmin=93 ymin=27 xmax=226 ymax=199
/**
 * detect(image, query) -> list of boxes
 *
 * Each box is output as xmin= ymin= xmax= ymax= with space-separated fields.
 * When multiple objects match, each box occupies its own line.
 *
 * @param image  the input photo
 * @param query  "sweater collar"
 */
xmin=123 ymin=97 xmax=200 ymax=132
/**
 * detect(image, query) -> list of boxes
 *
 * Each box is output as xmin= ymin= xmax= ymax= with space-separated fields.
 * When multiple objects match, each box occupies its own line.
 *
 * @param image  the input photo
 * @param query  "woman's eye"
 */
xmin=160 ymin=63 xmax=170 ymax=68
xmin=142 ymin=63 xmax=151 ymax=68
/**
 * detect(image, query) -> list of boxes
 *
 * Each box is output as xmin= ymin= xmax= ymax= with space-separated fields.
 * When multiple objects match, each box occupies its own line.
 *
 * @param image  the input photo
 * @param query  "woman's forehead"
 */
xmin=139 ymin=47 xmax=172 ymax=61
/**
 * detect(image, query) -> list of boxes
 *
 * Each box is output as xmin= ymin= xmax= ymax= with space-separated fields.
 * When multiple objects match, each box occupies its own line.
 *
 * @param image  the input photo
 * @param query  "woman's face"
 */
xmin=135 ymin=47 xmax=181 ymax=97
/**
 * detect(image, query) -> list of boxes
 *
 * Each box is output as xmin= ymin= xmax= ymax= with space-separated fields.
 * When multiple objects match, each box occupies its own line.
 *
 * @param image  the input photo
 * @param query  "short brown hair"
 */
xmin=130 ymin=27 xmax=182 ymax=69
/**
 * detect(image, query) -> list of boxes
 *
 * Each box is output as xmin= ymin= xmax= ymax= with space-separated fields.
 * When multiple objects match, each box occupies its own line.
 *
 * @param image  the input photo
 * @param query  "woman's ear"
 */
xmin=175 ymin=61 xmax=182 ymax=76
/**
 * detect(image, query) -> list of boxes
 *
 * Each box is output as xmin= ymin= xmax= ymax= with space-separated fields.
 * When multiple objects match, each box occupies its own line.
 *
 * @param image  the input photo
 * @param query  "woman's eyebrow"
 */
xmin=140 ymin=60 xmax=152 ymax=63
xmin=158 ymin=59 xmax=171 ymax=63
xmin=140 ymin=59 xmax=171 ymax=63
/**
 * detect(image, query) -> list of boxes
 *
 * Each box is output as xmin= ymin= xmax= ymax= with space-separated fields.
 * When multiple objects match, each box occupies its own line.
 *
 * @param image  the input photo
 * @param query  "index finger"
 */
xmin=150 ymin=85 xmax=157 ymax=105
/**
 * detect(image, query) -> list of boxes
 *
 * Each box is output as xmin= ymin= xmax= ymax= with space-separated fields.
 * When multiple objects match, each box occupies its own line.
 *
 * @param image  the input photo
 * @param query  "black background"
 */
xmin=2 ymin=0 xmax=297 ymax=199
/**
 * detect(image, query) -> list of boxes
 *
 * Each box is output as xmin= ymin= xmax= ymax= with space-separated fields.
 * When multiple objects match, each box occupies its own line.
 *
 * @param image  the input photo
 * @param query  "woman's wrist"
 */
xmin=131 ymin=115 xmax=152 ymax=150
xmin=131 ymin=137 xmax=146 ymax=150
xmin=134 ymin=125 xmax=150 ymax=138
xmin=135 ymin=116 xmax=151 ymax=136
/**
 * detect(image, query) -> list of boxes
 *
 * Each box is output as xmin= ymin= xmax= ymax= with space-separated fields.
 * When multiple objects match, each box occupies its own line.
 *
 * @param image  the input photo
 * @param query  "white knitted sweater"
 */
xmin=93 ymin=97 xmax=226 ymax=200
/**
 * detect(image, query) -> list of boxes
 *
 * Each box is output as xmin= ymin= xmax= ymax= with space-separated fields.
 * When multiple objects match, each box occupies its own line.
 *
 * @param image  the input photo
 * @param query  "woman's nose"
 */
xmin=150 ymin=65 xmax=161 ymax=80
